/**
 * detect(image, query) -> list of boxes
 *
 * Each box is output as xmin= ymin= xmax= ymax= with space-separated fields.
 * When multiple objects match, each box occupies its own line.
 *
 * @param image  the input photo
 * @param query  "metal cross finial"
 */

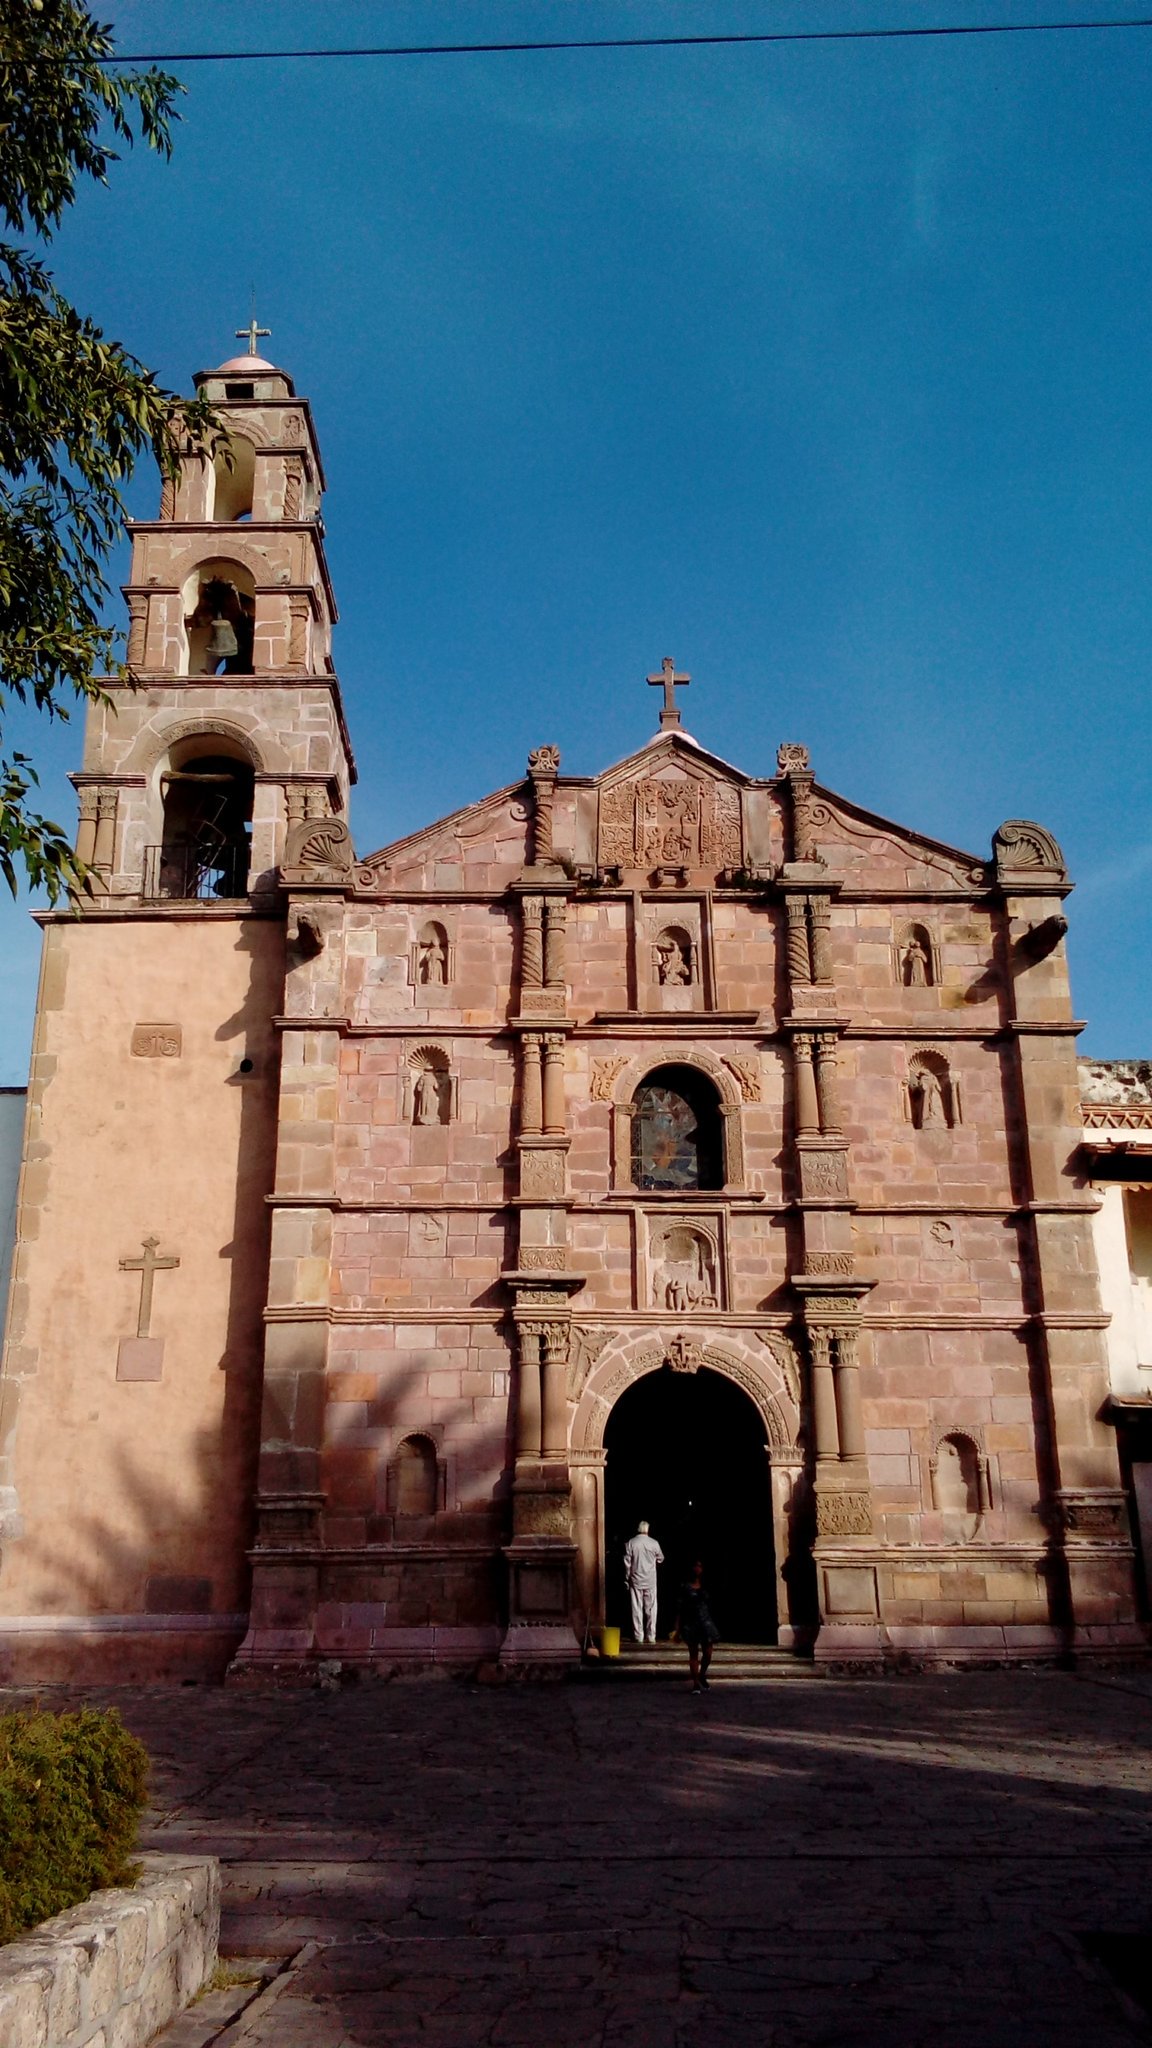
xmin=646 ymin=656 xmax=691 ymax=729
xmin=235 ymin=316 xmax=271 ymax=357
xmin=119 ymin=1235 xmax=180 ymax=1340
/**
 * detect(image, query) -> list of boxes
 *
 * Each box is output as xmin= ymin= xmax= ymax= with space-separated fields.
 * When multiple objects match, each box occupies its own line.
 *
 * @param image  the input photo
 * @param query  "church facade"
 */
xmin=0 ymin=348 xmax=1143 ymax=1680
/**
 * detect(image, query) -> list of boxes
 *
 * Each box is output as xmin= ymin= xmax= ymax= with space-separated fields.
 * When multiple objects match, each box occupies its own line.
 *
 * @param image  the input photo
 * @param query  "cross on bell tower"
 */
xmin=235 ymin=315 xmax=271 ymax=357
xmin=647 ymin=656 xmax=691 ymax=731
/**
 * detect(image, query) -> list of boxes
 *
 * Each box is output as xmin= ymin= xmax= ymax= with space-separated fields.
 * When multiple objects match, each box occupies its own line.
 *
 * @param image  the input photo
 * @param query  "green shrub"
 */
xmin=0 ymin=1707 xmax=150 ymax=1944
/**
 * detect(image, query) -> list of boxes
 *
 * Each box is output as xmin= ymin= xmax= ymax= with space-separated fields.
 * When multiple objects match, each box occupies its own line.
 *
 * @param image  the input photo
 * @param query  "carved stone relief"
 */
xmin=803 ymin=1251 xmax=854 ymax=1277
xmin=591 ymin=1056 xmax=630 ymax=1102
xmin=130 ymin=1024 xmax=182 ymax=1059
xmin=722 ymin=1056 xmax=760 ymax=1102
xmin=816 ymin=1490 xmax=872 ymax=1537
xmin=409 ymin=1212 xmax=447 ymax=1255
xmin=566 ymin=1327 xmax=611 ymax=1401
xmin=993 ymin=820 xmax=1066 ymax=878
xmin=648 ymin=1220 xmax=719 ymax=1313
xmin=654 ymin=927 xmax=694 ymax=986
xmin=597 ymin=770 xmax=743 ymax=872
xmin=519 ymin=1248 xmax=566 ymax=1270
xmin=282 ymin=815 xmax=355 ymax=884
xmin=519 ymin=1149 xmax=566 ymax=1199
xmin=798 ymin=1149 xmax=849 ymax=1200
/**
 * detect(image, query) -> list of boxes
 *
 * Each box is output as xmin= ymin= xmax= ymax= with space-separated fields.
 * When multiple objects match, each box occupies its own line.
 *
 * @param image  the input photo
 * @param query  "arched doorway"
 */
xmin=604 ymin=1366 xmax=776 ymax=1644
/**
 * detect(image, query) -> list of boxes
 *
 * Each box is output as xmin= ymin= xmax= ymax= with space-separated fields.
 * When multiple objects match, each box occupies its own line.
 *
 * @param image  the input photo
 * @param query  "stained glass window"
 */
xmin=631 ymin=1065 xmax=723 ymax=1191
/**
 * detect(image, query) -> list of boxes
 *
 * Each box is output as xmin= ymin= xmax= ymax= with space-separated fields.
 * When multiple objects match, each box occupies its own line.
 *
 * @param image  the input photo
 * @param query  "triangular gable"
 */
xmin=362 ymin=780 xmax=529 ymax=885
xmin=807 ymin=784 xmax=985 ymax=891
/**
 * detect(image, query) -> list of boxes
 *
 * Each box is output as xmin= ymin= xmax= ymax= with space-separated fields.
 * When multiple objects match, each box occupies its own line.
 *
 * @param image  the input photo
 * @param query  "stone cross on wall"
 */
xmin=116 ymin=1236 xmax=180 ymax=1383
xmin=647 ymin=657 xmax=690 ymax=730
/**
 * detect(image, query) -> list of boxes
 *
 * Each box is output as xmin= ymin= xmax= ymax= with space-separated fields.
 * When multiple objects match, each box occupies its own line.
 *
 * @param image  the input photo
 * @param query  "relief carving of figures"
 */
xmin=722 ymin=1056 xmax=760 ymax=1102
xmin=701 ymin=782 xmax=743 ymax=868
xmin=651 ymin=1224 xmax=718 ymax=1312
xmin=590 ymin=1055 xmax=630 ymax=1102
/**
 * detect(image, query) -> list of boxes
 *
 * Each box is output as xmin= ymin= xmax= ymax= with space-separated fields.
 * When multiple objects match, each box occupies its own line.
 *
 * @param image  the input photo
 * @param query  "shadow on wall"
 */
xmin=0 ymin=921 xmax=286 ymax=1685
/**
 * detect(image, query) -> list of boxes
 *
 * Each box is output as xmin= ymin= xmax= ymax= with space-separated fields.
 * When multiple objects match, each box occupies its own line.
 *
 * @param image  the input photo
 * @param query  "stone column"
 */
xmin=832 ymin=1327 xmax=866 ymax=1460
xmin=544 ymin=897 xmax=566 ymax=990
xmin=521 ymin=1034 xmax=543 ymax=1135
xmin=542 ymin=1034 xmax=566 ymax=1136
xmin=814 ymin=1033 xmax=842 ymax=1136
xmin=75 ymin=788 xmax=98 ymax=868
xmin=793 ymin=1032 xmax=820 ymax=1136
xmin=809 ymin=895 xmax=833 ymax=984
xmin=540 ymin=1321 xmax=568 ymax=1459
xmin=521 ymin=897 xmax=544 ymax=990
xmin=786 ymin=898 xmax=811 ymax=985
xmin=126 ymin=595 xmax=147 ymax=668
xmin=92 ymin=788 xmax=118 ymax=884
xmin=792 ymin=775 xmax=817 ymax=863
xmin=516 ymin=1322 xmax=544 ymax=1461
xmin=531 ymin=769 xmax=556 ymax=866
xmin=810 ymin=1328 xmax=840 ymax=1460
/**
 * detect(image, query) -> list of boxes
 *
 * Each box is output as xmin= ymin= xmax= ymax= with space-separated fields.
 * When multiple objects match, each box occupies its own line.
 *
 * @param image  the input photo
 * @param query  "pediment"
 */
xmin=361 ymin=781 xmax=529 ymax=887
xmin=590 ymin=734 xmax=755 ymax=877
xmin=804 ymin=786 xmax=985 ymax=891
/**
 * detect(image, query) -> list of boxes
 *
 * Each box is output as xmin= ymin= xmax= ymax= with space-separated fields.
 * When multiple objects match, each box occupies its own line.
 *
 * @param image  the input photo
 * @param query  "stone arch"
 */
xmin=573 ymin=1326 xmax=800 ymax=1456
xmin=608 ymin=1044 xmax=745 ymax=1111
xmin=166 ymin=535 xmax=272 ymax=593
xmin=908 ymin=1048 xmax=960 ymax=1129
xmin=127 ymin=714 xmax=287 ymax=780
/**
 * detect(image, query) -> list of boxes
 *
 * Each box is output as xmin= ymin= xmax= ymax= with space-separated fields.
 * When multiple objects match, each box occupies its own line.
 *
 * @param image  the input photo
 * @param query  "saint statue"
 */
xmin=916 ymin=1067 xmax=944 ymax=1126
xmin=417 ymin=934 xmax=448 ymax=985
xmin=902 ymin=935 xmax=930 ymax=987
xmin=413 ymin=1069 xmax=443 ymax=1125
xmin=656 ymin=939 xmax=691 ymax=986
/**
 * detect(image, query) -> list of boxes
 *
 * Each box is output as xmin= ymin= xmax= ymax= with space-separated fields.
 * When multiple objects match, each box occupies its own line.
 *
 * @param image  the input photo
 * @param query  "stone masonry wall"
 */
xmin=0 ymin=1854 xmax=218 ymax=2048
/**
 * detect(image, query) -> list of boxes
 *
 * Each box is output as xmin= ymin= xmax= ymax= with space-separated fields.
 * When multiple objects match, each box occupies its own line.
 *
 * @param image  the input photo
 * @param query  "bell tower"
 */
xmin=0 ymin=335 xmax=359 ymax=1680
xmin=72 ymin=332 xmax=354 ymax=899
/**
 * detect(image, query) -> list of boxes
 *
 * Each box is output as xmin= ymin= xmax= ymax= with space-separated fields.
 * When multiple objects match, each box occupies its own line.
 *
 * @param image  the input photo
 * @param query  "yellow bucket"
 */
xmin=599 ymin=1625 xmax=621 ymax=1659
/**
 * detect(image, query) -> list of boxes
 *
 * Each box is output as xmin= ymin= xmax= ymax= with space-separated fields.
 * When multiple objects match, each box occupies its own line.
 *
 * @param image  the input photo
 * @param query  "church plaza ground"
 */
xmin=7 ymin=1668 xmax=1152 ymax=2046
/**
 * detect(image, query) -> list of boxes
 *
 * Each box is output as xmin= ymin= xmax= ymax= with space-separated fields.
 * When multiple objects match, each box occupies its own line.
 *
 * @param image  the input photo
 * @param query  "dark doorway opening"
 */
xmin=604 ymin=1366 xmax=776 ymax=1644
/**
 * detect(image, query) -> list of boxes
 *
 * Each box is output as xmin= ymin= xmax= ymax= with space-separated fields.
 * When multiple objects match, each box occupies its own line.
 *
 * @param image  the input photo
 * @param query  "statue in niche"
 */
xmin=918 ymin=1066 xmax=943 ymax=1125
xmin=901 ymin=934 xmax=930 ymax=987
xmin=655 ymin=933 xmax=692 ymax=985
xmin=413 ymin=1067 xmax=446 ymax=1125
xmin=653 ymin=1227 xmax=717 ymax=1312
xmin=416 ymin=927 xmax=448 ymax=985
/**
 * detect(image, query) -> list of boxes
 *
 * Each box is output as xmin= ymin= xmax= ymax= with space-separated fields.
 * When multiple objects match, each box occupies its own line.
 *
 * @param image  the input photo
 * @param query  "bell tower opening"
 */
xmin=604 ymin=1366 xmax=776 ymax=1643
xmin=152 ymin=745 xmax=254 ymax=901
xmin=183 ymin=561 xmax=256 ymax=676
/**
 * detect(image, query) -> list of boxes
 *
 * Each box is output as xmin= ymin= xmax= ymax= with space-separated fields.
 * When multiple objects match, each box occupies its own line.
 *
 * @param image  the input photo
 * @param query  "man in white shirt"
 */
xmin=623 ymin=1520 xmax=664 ymax=1645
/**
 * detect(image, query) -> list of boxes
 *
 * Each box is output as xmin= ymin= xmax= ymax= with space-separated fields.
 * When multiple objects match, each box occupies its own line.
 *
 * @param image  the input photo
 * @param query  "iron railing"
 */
xmin=142 ymin=840 xmax=250 ymax=902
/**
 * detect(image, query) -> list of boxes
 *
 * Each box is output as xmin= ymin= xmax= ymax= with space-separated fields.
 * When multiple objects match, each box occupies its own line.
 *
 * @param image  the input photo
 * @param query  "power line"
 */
xmin=102 ymin=17 xmax=1152 ymax=65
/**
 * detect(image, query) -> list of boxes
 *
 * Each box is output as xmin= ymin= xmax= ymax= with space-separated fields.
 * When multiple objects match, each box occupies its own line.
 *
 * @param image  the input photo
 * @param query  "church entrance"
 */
xmin=603 ymin=1366 xmax=777 ymax=1644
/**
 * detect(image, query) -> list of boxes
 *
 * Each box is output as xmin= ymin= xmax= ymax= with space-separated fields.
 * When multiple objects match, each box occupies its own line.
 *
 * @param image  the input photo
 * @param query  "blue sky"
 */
xmin=5 ymin=0 xmax=1152 ymax=1075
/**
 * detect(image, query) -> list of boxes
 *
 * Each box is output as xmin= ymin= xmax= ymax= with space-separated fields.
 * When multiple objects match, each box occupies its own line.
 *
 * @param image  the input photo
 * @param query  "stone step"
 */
xmin=577 ymin=1642 xmax=815 ymax=1680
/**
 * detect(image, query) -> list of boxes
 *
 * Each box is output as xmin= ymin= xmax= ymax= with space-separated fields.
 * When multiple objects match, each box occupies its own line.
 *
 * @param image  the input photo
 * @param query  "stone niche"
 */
xmin=645 ymin=905 xmax=704 ymax=1012
xmin=644 ymin=1214 xmax=724 ymax=1313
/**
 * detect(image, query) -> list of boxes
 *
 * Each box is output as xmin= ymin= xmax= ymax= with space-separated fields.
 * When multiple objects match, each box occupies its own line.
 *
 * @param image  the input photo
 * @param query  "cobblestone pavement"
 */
xmin=7 ymin=1667 xmax=1152 ymax=2045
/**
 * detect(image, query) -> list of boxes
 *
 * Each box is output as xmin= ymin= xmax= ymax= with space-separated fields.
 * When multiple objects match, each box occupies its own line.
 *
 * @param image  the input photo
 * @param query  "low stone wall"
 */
xmin=0 ymin=1853 xmax=218 ymax=2048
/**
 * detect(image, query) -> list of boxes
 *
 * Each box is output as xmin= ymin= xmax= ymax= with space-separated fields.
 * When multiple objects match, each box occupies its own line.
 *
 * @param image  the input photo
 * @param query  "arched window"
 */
xmin=210 ymin=435 xmax=256 ymax=522
xmin=154 ymin=745 xmax=254 ymax=900
xmin=393 ymin=1435 xmax=439 ymax=1518
xmin=631 ymin=1064 xmax=724 ymax=1191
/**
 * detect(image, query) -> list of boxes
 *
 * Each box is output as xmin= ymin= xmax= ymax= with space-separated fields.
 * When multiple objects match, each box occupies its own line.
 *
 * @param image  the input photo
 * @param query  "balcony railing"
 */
xmin=142 ymin=840 xmax=250 ymax=902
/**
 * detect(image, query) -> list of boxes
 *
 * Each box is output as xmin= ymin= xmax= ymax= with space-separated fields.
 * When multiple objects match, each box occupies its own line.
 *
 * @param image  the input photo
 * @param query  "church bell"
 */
xmin=205 ymin=617 xmax=239 ymax=661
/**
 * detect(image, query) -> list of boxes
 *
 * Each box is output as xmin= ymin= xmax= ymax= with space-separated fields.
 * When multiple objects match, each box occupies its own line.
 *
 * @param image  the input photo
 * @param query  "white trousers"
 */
xmin=629 ymin=1582 xmax=657 ymax=1643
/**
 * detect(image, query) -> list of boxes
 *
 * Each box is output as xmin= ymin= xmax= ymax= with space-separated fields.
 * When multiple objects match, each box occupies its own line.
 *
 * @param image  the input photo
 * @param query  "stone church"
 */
xmin=0 ymin=344 xmax=1142 ymax=1681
